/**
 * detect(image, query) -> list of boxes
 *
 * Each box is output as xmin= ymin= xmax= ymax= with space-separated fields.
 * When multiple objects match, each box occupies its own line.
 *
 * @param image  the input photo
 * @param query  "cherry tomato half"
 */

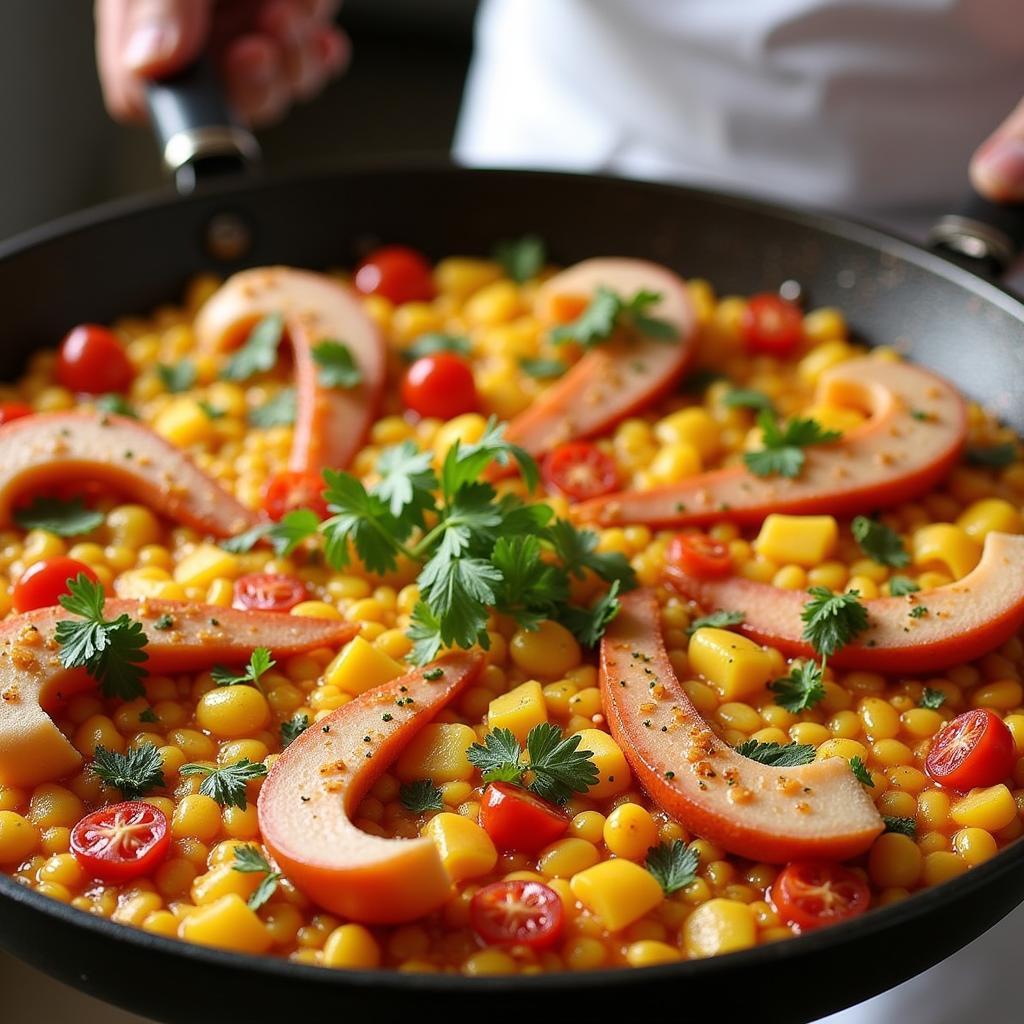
xmin=667 ymin=532 xmax=733 ymax=579
xmin=401 ymin=353 xmax=478 ymax=420
xmin=233 ymin=572 xmax=308 ymax=613
xmin=56 ymin=324 xmax=135 ymax=394
xmin=925 ymin=708 xmax=1015 ymax=791
xmin=740 ymin=294 xmax=803 ymax=357
xmin=469 ymin=880 xmax=565 ymax=950
xmin=12 ymin=557 xmax=99 ymax=613
xmin=542 ymin=441 xmax=620 ymax=501
xmin=770 ymin=862 xmax=870 ymax=932
xmin=263 ymin=470 xmax=329 ymax=522
xmin=71 ymin=801 xmax=171 ymax=883
xmin=354 ymin=245 xmax=435 ymax=305
xmin=0 ymin=401 xmax=32 ymax=426
xmin=480 ymin=782 xmax=569 ymax=853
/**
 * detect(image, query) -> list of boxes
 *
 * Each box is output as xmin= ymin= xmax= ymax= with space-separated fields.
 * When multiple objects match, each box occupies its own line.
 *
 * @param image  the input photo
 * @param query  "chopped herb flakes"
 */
xmin=89 ymin=743 xmax=165 ymax=800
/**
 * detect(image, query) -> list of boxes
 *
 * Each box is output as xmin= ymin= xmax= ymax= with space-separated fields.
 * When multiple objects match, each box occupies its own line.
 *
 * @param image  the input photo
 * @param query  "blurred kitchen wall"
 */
xmin=0 ymin=0 xmax=478 ymax=242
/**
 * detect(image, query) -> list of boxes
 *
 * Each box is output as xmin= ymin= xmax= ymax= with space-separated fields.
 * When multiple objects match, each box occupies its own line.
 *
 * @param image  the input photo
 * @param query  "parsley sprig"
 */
xmin=400 ymin=779 xmax=444 ymax=814
xmin=248 ymin=388 xmax=297 ymax=427
xmin=467 ymin=723 xmax=599 ymax=804
xmin=849 ymin=756 xmax=874 ymax=787
xmin=232 ymin=845 xmax=281 ymax=910
xmin=222 ymin=314 xmax=283 ymax=381
xmin=312 ymin=340 xmax=362 ymax=389
xmin=645 ymin=841 xmax=699 ymax=894
xmin=89 ymin=743 xmax=165 ymax=799
xmin=402 ymin=333 xmax=471 ymax=362
xmin=157 ymin=360 xmax=197 ymax=393
xmin=14 ymin=496 xmax=103 ymax=537
xmin=851 ymin=516 xmax=909 ymax=567
xmin=801 ymin=587 xmax=869 ymax=658
xmin=889 ymin=576 xmax=920 ymax=596
xmin=734 ymin=739 xmax=815 ymax=767
xmin=744 ymin=411 xmax=841 ymax=479
xmin=211 ymin=648 xmax=274 ymax=690
xmin=280 ymin=712 xmax=310 ymax=748
xmin=494 ymin=235 xmax=546 ymax=283
xmin=55 ymin=574 xmax=149 ymax=700
xmin=687 ymin=610 xmax=745 ymax=636
xmin=179 ymin=758 xmax=268 ymax=809
xmin=770 ymin=660 xmax=826 ymax=713
xmin=919 ymin=687 xmax=946 ymax=710
xmin=550 ymin=287 xmax=677 ymax=348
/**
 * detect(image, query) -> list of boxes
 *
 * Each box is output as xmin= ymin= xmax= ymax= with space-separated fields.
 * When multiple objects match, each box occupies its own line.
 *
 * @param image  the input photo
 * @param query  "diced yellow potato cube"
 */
xmin=324 ymin=637 xmax=404 ymax=696
xmin=178 ymin=894 xmax=272 ymax=954
xmin=912 ymin=524 xmax=982 ymax=580
xmin=154 ymin=398 xmax=213 ymax=447
xmin=190 ymin=863 xmax=261 ymax=906
xmin=574 ymin=728 xmax=631 ymax=798
xmin=423 ymin=812 xmax=497 ymax=881
xmin=754 ymin=514 xmax=838 ymax=567
xmin=396 ymin=723 xmax=477 ymax=783
xmin=569 ymin=859 xmax=663 ymax=931
xmin=683 ymin=898 xmax=757 ymax=957
xmin=172 ymin=544 xmax=239 ymax=587
xmin=688 ymin=628 xmax=774 ymax=700
xmin=951 ymin=784 xmax=1018 ymax=831
xmin=488 ymin=680 xmax=547 ymax=742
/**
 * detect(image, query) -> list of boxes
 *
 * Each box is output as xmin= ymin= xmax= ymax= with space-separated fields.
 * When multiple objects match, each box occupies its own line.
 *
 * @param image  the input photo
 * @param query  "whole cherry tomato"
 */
xmin=542 ymin=442 xmax=620 ymax=501
xmin=263 ymin=470 xmax=329 ymax=522
xmin=401 ymin=353 xmax=478 ymax=420
xmin=667 ymin=532 xmax=733 ymax=579
xmin=469 ymin=880 xmax=565 ymax=950
xmin=56 ymin=324 xmax=135 ymax=394
xmin=740 ymin=294 xmax=803 ymax=357
xmin=233 ymin=573 xmax=308 ymax=613
xmin=770 ymin=861 xmax=870 ymax=932
xmin=71 ymin=802 xmax=171 ymax=883
xmin=925 ymin=708 xmax=1015 ymax=791
xmin=12 ymin=557 xmax=99 ymax=612
xmin=480 ymin=782 xmax=569 ymax=852
xmin=354 ymin=245 xmax=435 ymax=305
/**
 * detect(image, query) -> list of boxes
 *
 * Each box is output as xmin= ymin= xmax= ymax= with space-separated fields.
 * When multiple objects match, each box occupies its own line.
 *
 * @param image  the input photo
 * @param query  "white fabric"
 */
xmin=457 ymin=3 xmax=1024 ymax=1020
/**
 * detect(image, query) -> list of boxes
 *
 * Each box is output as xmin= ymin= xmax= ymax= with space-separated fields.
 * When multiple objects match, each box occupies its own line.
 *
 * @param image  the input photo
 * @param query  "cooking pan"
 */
xmin=2 ymin=63 xmax=1024 ymax=1024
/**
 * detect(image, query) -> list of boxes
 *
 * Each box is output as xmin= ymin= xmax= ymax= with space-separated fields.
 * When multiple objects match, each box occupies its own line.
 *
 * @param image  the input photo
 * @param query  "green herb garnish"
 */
xmin=889 ymin=576 xmax=920 ymax=596
xmin=248 ymin=388 xmax=297 ymax=427
xmin=222 ymin=313 xmax=283 ymax=381
xmin=919 ymin=687 xmax=946 ymax=709
xmin=801 ymin=587 xmax=869 ymax=657
xmin=770 ymin=660 xmax=826 ymax=713
xmin=734 ymin=739 xmax=815 ymax=767
xmin=211 ymin=647 xmax=274 ymax=689
xmin=94 ymin=394 xmax=138 ymax=418
xmin=157 ymin=360 xmax=197 ymax=393
xmin=883 ymin=816 xmax=917 ymax=837
xmin=403 ymin=333 xmax=472 ymax=362
xmin=467 ymin=723 xmax=599 ymax=804
xmin=14 ymin=496 xmax=103 ymax=538
xmin=89 ymin=743 xmax=165 ymax=799
xmin=687 ymin=610 xmax=745 ymax=636
xmin=232 ymin=845 xmax=281 ymax=910
xmin=519 ymin=357 xmax=568 ymax=380
xmin=645 ymin=840 xmax=700 ymax=894
xmin=494 ymin=235 xmax=546 ymax=283
xmin=850 ymin=756 xmax=873 ymax=787
xmin=851 ymin=516 xmax=909 ymax=567
xmin=180 ymin=758 xmax=268 ymax=810
xmin=723 ymin=388 xmax=774 ymax=412
xmin=550 ymin=287 xmax=676 ymax=348
xmin=312 ymin=340 xmax=362 ymax=389
xmin=280 ymin=713 xmax=310 ymax=748
xmin=966 ymin=443 xmax=1017 ymax=468
xmin=744 ymin=411 xmax=841 ymax=479
xmin=55 ymin=574 xmax=149 ymax=699
xmin=909 ymin=605 xmax=928 ymax=619
xmin=400 ymin=779 xmax=444 ymax=814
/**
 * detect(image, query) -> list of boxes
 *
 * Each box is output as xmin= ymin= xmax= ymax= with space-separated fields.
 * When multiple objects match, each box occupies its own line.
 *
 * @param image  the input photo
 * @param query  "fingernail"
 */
xmin=974 ymin=137 xmax=1024 ymax=201
xmin=124 ymin=21 xmax=178 ymax=70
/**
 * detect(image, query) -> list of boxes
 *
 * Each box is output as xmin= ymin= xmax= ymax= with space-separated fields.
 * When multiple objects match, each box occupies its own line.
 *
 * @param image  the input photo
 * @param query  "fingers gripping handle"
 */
xmin=930 ymin=192 xmax=1024 ymax=279
xmin=145 ymin=57 xmax=260 ymax=193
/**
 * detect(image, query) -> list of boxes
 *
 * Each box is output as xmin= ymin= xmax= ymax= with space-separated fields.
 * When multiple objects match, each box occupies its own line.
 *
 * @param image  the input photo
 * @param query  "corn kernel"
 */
xmin=683 ymin=899 xmax=756 ymax=957
xmin=951 ymin=784 xmax=1018 ymax=831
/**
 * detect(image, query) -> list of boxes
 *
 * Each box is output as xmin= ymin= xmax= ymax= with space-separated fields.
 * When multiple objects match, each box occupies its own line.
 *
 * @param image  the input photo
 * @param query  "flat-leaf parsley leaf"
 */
xmin=801 ymin=587 xmax=869 ymax=657
xmin=770 ymin=660 xmax=826 ymax=713
xmin=734 ymin=739 xmax=815 ymax=767
xmin=180 ymin=758 xmax=268 ymax=809
xmin=851 ymin=516 xmax=909 ymax=567
xmin=312 ymin=340 xmax=362 ymax=389
xmin=89 ymin=743 xmax=165 ymax=799
xmin=14 ymin=496 xmax=103 ymax=537
xmin=744 ymin=410 xmax=841 ymax=479
xmin=400 ymin=779 xmax=444 ymax=813
xmin=645 ymin=840 xmax=699 ymax=894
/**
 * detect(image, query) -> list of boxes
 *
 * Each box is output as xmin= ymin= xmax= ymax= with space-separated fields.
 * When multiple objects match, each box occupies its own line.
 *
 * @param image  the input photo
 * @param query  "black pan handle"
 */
xmin=928 ymin=191 xmax=1024 ymax=279
xmin=145 ymin=57 xmax=260 ymax=194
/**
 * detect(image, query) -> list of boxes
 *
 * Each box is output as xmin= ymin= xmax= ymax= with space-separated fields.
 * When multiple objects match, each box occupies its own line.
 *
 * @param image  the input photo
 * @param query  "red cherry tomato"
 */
xmin=0 ymin=402 xmax=32 ymax=426
xmin=12 ymin=557 xmax=99 ymax=613
xmin=233 ymin=573 xmax=308 ymax=613
xmin=71 ymin=801 xmax=171 ymax=883
xmin=354 ymin=245 xmax=435 ymax=305
xmin=401 ymin=353 xmax=478 ymax=420
xmin=480 ymin=782 xmax=569 ymax=853
xmin=469 ymin=880 xmax=565 ymax=950
xmin=925 ymin=709 xmax=1015 ymax=791
xmin=542 ymin=441 xmax=620 ymax=501
xmin=770 ymin=862 xmax=871 ymax=932
xmin=56 ymin=324 xmax=135 ymax=394
xmin=262 ymin=470 xmax=329 ymax=522
xmin=740 ymin=294 xmax=803 ymax=357
xmin=667 ymin=532 xmax=733 ymax=579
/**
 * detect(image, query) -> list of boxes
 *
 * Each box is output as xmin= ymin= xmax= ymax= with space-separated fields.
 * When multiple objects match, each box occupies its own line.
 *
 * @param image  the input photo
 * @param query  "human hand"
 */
xmin=96 ymin=0 xmax=349 ymax=127
xmin=971 ymin=98 xmax=1024 ymax=203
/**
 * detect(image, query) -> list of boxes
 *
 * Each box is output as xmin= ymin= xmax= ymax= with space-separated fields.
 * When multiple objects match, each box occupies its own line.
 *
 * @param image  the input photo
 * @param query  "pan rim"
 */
xmin=1 ymin=159 xmax=1023 ymax=999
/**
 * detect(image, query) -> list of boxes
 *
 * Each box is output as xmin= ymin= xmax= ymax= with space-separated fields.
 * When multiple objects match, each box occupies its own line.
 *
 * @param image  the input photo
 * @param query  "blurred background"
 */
xmin=0 ymin=0 xmax=477 ymax=242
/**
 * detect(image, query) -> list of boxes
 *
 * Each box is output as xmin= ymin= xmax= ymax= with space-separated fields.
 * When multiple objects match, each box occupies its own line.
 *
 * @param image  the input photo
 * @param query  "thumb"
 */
xmin=970 ymin=97 xmax=1024 ymax=203
xmin=123 ymin=0 xmax=212 ymax=79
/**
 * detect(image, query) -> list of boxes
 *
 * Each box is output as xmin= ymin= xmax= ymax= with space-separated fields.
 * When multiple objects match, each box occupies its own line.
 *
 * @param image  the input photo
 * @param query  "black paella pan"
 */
xmin=1 ymin=64 xmax=1024 ymax=1024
